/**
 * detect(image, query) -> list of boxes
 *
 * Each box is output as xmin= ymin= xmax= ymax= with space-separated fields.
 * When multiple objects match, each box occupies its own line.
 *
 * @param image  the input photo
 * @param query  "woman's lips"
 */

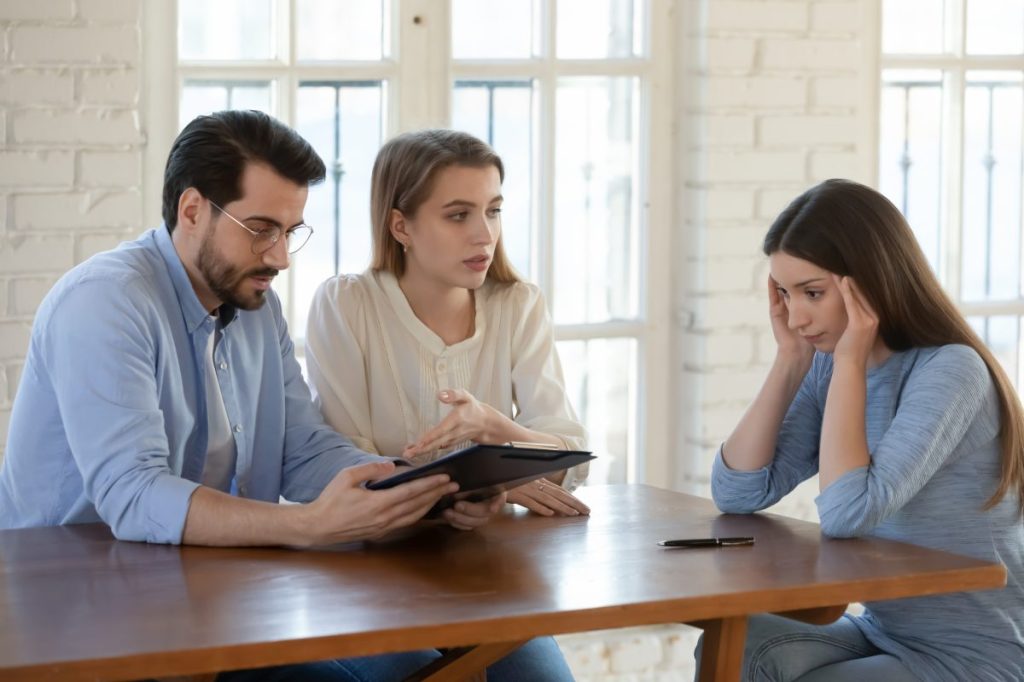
xmin=463 ymin=256 xmax=490 ymax=272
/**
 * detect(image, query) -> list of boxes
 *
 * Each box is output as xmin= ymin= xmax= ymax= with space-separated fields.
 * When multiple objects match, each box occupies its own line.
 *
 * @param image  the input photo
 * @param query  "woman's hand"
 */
xmin=832 ymin=275 xmax=879 ymax=369
xmin=767 ymin=275 xmax=815 ymax=367
xmin=506 ymin=478 xmax=591 ymax=517
xmin=442 ymin=492 xmax=507 ymax=531
xmin=403 ymin=389 xmax=502 ymax=458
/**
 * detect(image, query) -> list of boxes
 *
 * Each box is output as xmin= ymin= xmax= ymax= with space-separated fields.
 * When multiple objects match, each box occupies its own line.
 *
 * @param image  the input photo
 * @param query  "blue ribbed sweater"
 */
xmin=712 ymin=345 xmax=1024 ymax=681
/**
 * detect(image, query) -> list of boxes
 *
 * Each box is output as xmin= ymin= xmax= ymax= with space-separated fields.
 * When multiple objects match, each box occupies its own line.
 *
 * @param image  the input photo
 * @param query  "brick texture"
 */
xmin=0 ymin=0 xmax=145 ymax=467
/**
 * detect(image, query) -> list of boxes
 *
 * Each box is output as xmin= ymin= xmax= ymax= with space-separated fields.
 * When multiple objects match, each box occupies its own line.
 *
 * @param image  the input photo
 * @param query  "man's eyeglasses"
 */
xmin=208 ymin=199 xmax=314 ymax=255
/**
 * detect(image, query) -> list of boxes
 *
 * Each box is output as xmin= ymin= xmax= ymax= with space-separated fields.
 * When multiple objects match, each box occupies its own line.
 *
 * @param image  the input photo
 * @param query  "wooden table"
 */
xmin=0 ymin=485 xmax=1007 ymax=681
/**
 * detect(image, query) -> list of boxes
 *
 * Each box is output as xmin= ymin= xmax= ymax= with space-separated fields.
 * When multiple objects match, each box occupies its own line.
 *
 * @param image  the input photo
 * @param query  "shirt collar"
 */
xmin=154 ymin=225 xmax=238 ymax=334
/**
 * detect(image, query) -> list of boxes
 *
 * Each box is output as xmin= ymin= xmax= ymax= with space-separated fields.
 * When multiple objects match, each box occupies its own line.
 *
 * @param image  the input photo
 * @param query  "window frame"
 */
xmin=879 ymin=0 xmax=1024 ymax=326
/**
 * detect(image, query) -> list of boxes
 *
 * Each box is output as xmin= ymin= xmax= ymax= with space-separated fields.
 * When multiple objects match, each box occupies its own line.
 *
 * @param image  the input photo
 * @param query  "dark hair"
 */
xmin=369 ymin=129 xmax=518 ymax=283
xmin=765 ymin=178 xmax=1024 ymax=515
xmin=162 ymin=110 xmax=326 ymax=232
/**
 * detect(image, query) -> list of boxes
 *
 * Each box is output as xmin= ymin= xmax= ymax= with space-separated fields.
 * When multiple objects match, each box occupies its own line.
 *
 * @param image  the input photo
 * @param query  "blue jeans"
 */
xmin=694 ymin=614 xmax=920 ymax=681
xmin=216 ymin=636 xmax=574 ymax=681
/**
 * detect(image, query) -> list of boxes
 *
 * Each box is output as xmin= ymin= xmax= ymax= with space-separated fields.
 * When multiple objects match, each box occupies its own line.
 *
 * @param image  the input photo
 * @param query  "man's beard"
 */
xmin=197 ymin=229 xmax=279 ymax=311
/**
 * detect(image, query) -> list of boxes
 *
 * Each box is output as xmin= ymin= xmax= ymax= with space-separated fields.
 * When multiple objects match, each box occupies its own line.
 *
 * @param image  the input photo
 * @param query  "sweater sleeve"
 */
xmin=509 ymin=284 xmax=589 ymax=489
xmin=305 ymin=276 xmax=381 ymax=455
xmin=711 ymin=354 xmax=825 ymax=513
xmin=815 ymin=345 xmax=992 ymax=537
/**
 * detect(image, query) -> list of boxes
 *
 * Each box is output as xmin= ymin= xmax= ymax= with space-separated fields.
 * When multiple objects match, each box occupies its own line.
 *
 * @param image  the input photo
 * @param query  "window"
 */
xmin=879 ymin=0 xmax=1024 ymax=386
xmin=145 ymin=0 xmax=674 ymax=486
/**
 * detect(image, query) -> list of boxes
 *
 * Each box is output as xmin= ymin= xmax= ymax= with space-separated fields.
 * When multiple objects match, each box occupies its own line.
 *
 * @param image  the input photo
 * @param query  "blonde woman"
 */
xmin=306 ymin=129 xmax=587 ymax=681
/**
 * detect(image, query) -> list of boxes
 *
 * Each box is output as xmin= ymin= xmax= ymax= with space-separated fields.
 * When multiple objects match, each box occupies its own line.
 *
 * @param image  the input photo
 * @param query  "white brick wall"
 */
xmin=0 ymin=0 xmax=144 ymax=453
xmin=676 ymin=0 xmax=873 ymax=504
xmin=0 ymin=1 xmax=876 ymax=679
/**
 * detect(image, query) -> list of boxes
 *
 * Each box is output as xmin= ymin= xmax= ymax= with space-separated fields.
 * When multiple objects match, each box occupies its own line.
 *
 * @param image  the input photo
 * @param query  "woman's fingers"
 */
xmin=507 ymin=480 xmax=589 ymax=517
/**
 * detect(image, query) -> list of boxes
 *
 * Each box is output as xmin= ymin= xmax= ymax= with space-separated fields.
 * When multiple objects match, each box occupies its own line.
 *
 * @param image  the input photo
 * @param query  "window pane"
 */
xmin=968 ymin=315 xmax=1020 ymax=387
xmin=178 ymin=0 xmax=274 ymax=61
xmin=554 ymin=77 xmax=641 ymax=324
xmin=452 ymin=80 xmax=534 ymax=278
xmin=882 ymin=0 xmax=946 ymax=54
xmin=967 ymin=0 xmax=1024 ymax=55
xmin=878 ymin=70 xmax=944 ymax=273
xmin=557 ymin=0 xmax=645 ymax=59
xmin=557 ymin=338 xmax=636 ymax=485
xmin=179 ymin=81 xmax=273 ymax=128
xmin=961 ymin=72 xmax=1023 ymax=302
xmin=296 ymin=0 xmax=385 ymax=61
xmin=452 ymin=0 xmax=536 ymax=59
xmin=290 ymin=81 xmax=385 ymax=341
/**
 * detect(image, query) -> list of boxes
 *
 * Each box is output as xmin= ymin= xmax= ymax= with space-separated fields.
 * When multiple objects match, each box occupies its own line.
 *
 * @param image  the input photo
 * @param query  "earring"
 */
xmin=403 ymin=243 xmax=409 ymax=253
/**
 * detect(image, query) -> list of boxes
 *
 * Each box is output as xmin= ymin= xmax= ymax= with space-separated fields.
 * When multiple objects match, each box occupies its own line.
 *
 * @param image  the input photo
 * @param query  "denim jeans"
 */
xmin=216 ymin=635 xmax=574 ymax=681
xmin=694 ymin=614 xmax=920 ymax=682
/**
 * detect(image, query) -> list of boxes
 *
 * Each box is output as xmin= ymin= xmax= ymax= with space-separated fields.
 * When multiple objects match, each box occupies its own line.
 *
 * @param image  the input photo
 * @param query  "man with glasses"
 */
xmin=0 ymin=111 xmax=511 ymax=680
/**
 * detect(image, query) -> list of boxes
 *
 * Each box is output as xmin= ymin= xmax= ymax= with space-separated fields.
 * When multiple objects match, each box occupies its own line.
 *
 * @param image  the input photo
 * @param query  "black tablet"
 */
xmin=366 ymin=444 xmax=594 ymax=513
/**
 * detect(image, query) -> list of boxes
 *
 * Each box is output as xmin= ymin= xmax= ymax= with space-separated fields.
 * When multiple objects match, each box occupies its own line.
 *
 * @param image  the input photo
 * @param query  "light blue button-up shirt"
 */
xmin=0 ymin=226 xmax=384 ymax=544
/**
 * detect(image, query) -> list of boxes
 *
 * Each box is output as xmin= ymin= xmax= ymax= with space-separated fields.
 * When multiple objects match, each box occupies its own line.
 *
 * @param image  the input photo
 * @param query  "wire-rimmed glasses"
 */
xmin=208 ymin=199 xmax=314 ymax=255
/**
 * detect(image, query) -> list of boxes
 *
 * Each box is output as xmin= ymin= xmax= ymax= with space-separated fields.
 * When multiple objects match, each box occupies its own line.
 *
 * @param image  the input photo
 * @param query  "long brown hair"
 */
xmin=369 ymin=129 xmax=520 ymax=283
xmin=765 ymin=178 xmax=1024 ymax=515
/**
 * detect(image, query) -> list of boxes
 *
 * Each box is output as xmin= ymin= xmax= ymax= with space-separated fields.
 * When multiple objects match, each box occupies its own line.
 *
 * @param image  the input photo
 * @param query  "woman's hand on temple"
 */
xmin=832 ymin=275 xmax=879 ymax=369
xmin=767 ymin=275 xmax=815 ymax=368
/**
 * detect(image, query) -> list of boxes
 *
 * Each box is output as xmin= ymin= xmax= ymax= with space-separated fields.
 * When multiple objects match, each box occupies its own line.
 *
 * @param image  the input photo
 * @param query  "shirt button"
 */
xmin=219 ymin=361 xmax=228 ymax=370
xmin=437 ymin=362 xmax=447 ymax=372
xmin=233 ymin=424 xmax=243 ymax=433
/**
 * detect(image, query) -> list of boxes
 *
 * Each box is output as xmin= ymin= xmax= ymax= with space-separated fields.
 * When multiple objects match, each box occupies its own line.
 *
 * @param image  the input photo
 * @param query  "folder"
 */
xmin=366 ymin=443 xmax=595 ymax=514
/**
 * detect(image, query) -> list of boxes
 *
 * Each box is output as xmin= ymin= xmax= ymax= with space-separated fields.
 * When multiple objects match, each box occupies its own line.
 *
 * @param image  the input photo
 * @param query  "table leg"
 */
xmin=691 ymin=616 xmax=748 ymax=682
xmin=403 ymin=640 xmax=530 ymax=682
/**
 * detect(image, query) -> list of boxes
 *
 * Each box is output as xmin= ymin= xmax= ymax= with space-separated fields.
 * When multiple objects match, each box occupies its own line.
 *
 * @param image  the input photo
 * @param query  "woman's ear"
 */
xmin=389 ymin=208 xmax=410 ymax=249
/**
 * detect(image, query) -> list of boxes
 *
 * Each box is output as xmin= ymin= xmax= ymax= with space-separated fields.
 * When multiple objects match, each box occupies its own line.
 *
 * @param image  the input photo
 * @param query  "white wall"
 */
xmin=0 ymin=0 xmax=145 ymax=455
xmin=0 ymin=0 xmax=879 ymax=679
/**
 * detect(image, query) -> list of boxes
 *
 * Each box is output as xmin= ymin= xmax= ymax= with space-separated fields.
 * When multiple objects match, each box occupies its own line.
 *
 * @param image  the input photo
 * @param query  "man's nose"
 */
xmin=262 ymin=234 xmax=290 ymax=270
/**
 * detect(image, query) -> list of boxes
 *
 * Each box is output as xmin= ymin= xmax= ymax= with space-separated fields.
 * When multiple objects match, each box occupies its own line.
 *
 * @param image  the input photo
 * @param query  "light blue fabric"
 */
xmin=711 ymin=345 xmax=1024 ymax=681
xmin=695 ymin=614 xmax=920 ymax=682
xmin=0 ymin=226 xmax=385 ymax=544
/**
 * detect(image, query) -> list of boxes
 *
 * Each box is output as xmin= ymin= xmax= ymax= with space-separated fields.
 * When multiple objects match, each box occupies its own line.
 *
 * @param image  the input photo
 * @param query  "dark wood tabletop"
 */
xmin=0 ymin=484 xmax=1007 ymax=681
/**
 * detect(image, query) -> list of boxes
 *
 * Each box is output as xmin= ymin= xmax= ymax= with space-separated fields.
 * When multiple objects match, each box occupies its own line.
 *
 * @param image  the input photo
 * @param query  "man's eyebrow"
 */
xmin=240 ymin=215 xmax=305 ymax=229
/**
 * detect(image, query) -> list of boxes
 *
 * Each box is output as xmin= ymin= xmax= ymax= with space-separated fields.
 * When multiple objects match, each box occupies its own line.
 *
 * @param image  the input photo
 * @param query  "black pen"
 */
xmin=657 ymin=536 xmax=754 ymax=548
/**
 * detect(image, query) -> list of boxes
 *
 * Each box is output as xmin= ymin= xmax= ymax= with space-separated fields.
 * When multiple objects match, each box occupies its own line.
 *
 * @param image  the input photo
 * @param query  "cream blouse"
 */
xmin=305 ymin=270 xmax=589 ymax=490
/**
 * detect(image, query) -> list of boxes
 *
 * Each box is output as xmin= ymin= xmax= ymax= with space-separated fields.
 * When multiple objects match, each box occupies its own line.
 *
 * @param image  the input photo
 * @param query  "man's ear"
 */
xmin=388 ymin=208 xmax=410 ymax=248
xmin=177 ymin=188 xmax=204 ymax=235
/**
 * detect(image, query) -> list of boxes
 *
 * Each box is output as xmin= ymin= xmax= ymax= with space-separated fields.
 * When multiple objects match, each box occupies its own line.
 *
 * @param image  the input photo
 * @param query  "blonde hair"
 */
xmin=369 ymin=129 xmax=520 ymax=283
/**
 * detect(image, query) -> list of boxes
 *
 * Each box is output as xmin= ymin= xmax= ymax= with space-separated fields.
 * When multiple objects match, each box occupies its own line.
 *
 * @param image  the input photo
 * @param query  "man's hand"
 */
xmin=302 ymin=461 xmax=457 ymax=546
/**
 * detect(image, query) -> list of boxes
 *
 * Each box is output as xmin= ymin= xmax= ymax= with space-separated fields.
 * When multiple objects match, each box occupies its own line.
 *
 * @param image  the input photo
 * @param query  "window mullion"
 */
xmin=536 ymin=0 xmax=557 ymax=302
xmin=395 ymin=0 xmax=450 ymax=131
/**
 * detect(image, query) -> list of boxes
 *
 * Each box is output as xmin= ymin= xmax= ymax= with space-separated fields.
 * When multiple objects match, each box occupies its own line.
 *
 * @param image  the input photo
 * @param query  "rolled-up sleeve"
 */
xmin=43 ymin=281 xmax=200 ymax=544
xmin=815 ymin=346 xmax=990 ymax=538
